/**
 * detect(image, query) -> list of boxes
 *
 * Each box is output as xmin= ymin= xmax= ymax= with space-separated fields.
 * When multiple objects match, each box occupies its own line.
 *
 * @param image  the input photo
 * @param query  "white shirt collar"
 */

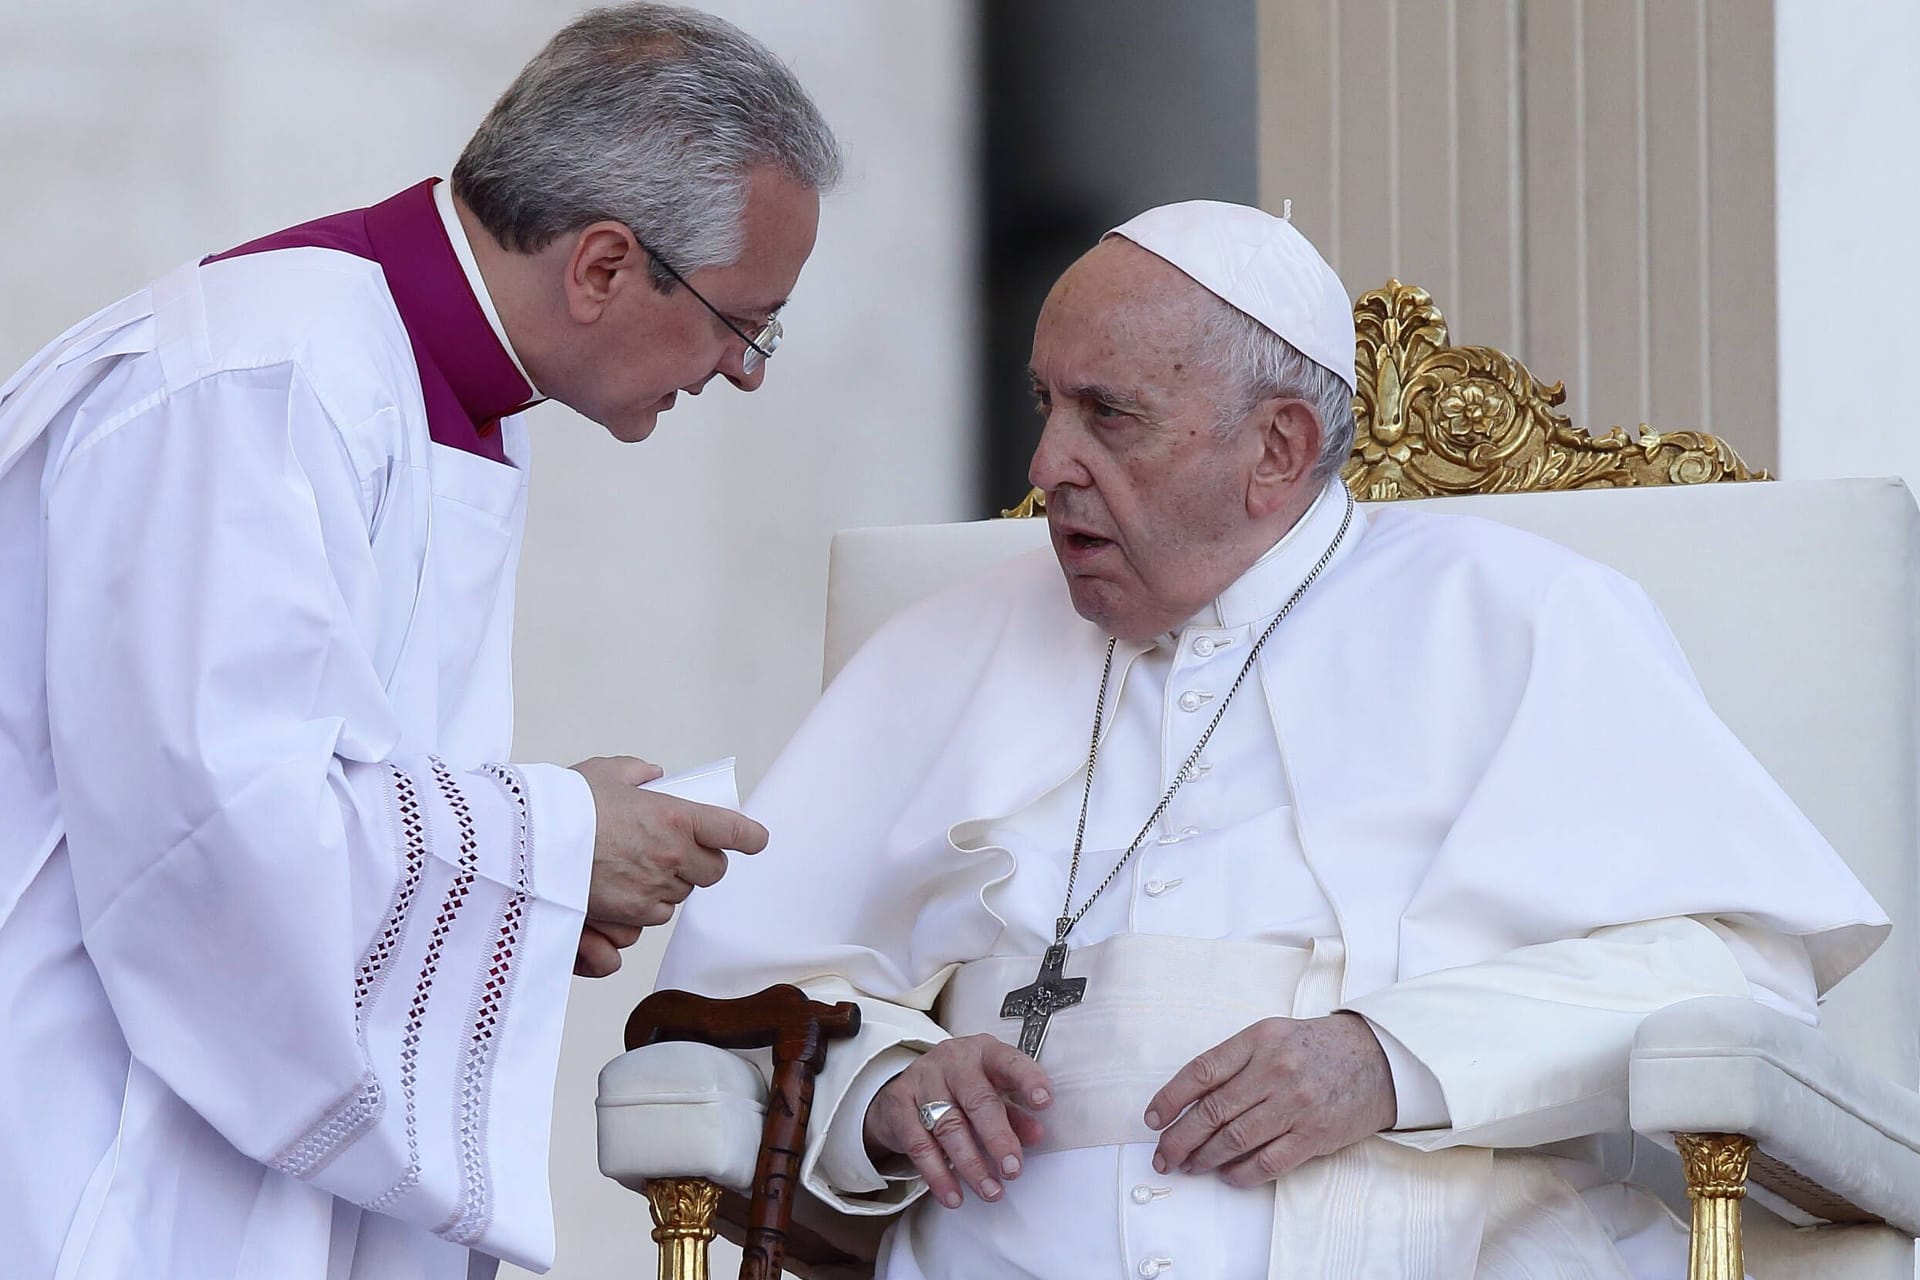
xmin=432 ymin=179 xmax=540 ymax=397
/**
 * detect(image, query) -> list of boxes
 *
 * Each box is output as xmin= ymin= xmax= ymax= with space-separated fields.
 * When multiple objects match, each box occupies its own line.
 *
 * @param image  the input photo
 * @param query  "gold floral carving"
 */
xmin=1344 ymin=280 xmax=1766 ymax=500
xmin=1677 ymin=1132 xmax=1755 ymax=1199
xmin=646 ymin=1176 xmax=721 ymax=1280
xmin=1002 ymin=278 xmax=1766 ymax=517
xmin=1000 ymin=489 xmax=1047 ymax=519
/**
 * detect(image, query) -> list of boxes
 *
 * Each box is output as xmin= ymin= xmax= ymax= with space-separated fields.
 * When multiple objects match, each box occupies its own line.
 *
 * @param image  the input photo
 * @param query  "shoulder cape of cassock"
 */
xmin=660 ymin=505 xmax=1887 ymax=1008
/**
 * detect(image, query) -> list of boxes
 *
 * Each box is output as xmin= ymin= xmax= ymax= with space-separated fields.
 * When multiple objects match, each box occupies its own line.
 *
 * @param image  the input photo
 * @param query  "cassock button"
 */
xmin=1178 ymin=691 xmax=1203 ymax=712
xmin=1131 ymin=1184 xmax=1154 ymax=1204
xmin=1139 ymin=1258 xmax=1174 ymax=1277
xmin=1192 ymin=636 xmax=1216 ymax=658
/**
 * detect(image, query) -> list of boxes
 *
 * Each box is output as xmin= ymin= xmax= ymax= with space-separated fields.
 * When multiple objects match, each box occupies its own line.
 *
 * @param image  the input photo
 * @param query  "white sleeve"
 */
xmin=42 ymin=365 xmax=594 ymax=1269
xmin=1342 ymin=916 xmax=1753 ymax=1152
xmin=795 ymin=983 xmax=945 ymax=1214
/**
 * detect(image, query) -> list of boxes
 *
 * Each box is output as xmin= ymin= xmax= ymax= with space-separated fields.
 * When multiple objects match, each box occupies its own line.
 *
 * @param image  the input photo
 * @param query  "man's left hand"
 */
xmin=1144 ymin=1012 xmax=1397 ymax=1187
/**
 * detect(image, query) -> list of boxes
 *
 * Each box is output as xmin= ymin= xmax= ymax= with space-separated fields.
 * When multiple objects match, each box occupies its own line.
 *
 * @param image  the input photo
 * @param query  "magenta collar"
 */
xmin=206 ymin=178 xmax=534 ymax=465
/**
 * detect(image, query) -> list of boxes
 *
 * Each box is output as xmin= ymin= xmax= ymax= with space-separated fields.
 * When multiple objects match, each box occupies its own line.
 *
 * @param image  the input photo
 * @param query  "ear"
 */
xmin=1245 ymin=398 xmax=1324 ymax=519
xmin=563 ymin=221 xmax=644 ymax=324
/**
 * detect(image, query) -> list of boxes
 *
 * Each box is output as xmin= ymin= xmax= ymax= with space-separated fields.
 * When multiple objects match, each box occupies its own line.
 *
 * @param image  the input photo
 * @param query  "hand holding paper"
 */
xmin=569 ymin=755 xmax=762 ymax=977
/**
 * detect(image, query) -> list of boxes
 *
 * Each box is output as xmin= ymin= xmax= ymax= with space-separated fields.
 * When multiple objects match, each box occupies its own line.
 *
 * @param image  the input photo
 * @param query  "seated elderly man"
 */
xmin=656 ymin=202 xmax=1887 ymax=1278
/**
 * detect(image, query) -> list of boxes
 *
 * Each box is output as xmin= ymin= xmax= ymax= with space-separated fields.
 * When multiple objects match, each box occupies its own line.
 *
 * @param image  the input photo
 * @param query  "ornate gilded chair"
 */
xmin=598 ymin=282 xmax=1920 ymax=1280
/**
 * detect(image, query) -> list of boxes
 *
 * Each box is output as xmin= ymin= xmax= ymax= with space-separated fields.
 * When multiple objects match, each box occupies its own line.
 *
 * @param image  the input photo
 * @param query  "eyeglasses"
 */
xmin=639 ymin=240 xmax=784 ymax=376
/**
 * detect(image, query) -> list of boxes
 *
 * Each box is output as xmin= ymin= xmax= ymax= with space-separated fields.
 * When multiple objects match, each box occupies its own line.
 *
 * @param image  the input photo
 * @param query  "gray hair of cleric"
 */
xmin=1200 ymin=297 xmax=1357 ymax=484
xmin=452 ymin=4 xmax=842 ymax=286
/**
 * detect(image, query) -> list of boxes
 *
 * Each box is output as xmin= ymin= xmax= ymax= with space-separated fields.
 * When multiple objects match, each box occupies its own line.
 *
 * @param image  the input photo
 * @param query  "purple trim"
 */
xmin=206 ymin=179 xmax=532 ymax=466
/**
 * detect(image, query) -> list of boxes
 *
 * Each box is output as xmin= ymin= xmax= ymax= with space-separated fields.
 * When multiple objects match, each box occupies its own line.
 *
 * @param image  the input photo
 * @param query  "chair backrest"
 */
xmin=823 ymin=281 xmax=1918 ymax=1092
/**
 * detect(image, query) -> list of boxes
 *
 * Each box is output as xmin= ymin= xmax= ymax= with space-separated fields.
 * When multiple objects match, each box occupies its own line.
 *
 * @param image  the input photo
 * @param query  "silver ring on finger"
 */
xmin=918 ymin=1100 xmax=956 ymax=1132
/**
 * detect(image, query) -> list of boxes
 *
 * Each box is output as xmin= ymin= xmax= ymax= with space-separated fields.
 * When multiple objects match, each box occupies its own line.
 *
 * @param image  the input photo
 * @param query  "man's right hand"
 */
xmin=570 ymin=755 xmax=769 ymax=934
xmin=863 ymin=1034 xmax=1052 ymax=1209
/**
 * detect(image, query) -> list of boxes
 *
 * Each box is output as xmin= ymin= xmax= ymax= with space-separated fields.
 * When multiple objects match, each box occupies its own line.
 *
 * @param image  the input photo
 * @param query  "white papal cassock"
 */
xmin=0 ymin=180 xmax=595 ymax=1278
xmin=658 ymin=482 xmax=1889 ymax=1279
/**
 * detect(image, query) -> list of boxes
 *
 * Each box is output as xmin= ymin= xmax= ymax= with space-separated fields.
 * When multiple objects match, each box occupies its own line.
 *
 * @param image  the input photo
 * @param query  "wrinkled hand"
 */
xmin=568 ymin=756 xmax=769 ymax=976
xmin=1146 ymin=1013 xmax=1396 ymax=1187
xmin=863 ymin=1034 xmax=1053 ymax=1210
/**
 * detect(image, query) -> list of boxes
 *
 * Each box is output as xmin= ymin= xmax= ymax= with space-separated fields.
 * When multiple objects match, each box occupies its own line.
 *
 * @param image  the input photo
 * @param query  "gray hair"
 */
xmin=1198 ymin=297 xmax=1357 ymax=484
xmin=452 ymin=4 xmax=842 ymax=285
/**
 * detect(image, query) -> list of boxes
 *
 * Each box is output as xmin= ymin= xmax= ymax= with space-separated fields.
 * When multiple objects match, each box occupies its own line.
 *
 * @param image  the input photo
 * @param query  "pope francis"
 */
xmin=655 ymin=202 xmax=1889 ymax=1278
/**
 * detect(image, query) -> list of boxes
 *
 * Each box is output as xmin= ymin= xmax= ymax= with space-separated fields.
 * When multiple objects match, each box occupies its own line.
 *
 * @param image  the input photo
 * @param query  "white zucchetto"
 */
xmin=1107 ymin=200 xmax=1357 ymax=392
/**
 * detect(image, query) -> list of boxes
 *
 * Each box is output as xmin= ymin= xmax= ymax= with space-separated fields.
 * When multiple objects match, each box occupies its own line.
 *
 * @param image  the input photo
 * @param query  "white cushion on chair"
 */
xmin=1631 ymin=996 xmax=1920 ymax=1234
xmin=596 ymin=1041 xmax=768 ymax=1193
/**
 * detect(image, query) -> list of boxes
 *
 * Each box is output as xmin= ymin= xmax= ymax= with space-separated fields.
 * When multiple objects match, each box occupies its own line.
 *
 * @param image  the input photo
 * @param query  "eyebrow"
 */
xmin=1026 ymin=367 xmax=1149 ymax=415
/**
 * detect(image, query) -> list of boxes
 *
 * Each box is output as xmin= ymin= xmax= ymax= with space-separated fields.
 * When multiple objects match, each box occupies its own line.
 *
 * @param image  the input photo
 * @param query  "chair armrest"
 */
xmin=1629 ymin=996 xmax=1920 ymax=1233
xmin=597 ymin=1040 xmax=768 ymax=1192
xmin=596 ymin=1041 xmax=888 ymax=1278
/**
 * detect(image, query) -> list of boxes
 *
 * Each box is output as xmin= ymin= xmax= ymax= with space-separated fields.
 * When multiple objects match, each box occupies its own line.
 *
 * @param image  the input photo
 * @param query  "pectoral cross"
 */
xmin=1000 ymin=939 xmax=1087 ymax=1059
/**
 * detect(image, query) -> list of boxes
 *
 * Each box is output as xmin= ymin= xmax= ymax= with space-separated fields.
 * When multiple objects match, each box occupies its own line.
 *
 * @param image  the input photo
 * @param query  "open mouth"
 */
xmin=1065 ymin=533 xmax=1112 ymax=552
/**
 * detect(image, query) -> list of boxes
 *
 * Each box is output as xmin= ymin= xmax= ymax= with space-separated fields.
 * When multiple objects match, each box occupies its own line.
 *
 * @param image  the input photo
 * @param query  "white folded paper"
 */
xmin=637 ymin=756 xmax=740 ymax=811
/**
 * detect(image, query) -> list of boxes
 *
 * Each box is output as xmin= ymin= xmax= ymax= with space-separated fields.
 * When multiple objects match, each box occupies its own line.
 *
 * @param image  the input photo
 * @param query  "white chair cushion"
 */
xmin=596 ymin=1040 xmax=768 ymax=1193
xmin=1631 ymin=996 xmax=1920 ymax=1233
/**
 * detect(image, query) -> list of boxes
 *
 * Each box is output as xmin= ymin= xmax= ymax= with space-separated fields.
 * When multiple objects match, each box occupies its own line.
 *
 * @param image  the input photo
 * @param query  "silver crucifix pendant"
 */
xmin=999 ymin=938 xmax=1087 ymax=1059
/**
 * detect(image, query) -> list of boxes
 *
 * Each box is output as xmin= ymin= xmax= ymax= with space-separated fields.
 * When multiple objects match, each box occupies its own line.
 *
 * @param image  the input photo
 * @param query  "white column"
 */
xmin=1773 ymin=0 xmax=1920 ymax=485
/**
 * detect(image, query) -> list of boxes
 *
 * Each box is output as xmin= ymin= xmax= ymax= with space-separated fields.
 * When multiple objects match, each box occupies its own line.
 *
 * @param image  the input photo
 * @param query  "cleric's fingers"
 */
xmin=677 ymin=844 xmax=731 ymax=889
xmin=589 ymin=920 xmax=643 ymax=950
xmin=980 ymin=1039 xmax=1055 ymax=1112
xmin=686 ymin=801 xmax=770 ymax=855
xmin=1146 ymin=1031 xmax=1259 ymax=1135
xmin=1180 ymin=1098 xmax=1296 ymax=1175
xmin=1150 ymin=1072 xmax=1268 ymax=1176
xmin=574 ymin=926 xmax=622 ymax=978
xmin=926 ymin=1093 xmax=1004 ymax=1203
xmin=891 ymin=1096 xmax=968 ymax=1209
xmin=578 ymin=755 xmax=663 ymax=786
xmin=1218 ymin=1130 xmax=1317 ymax=1189
xmin=954 ymin=1074 xmax=1028 ymax=1181
xmin=1007 ymin=1104 xmax=1046 ymax=1149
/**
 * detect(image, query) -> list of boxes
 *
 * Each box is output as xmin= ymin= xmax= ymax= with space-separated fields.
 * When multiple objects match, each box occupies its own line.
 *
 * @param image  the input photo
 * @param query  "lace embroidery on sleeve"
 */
xmin=437 ymin=763 xmax=536 ymax=1245
xmin=363 ymin=756 xmax=481 ymax=1214
xmin=271 ymin=761 xmax=430 ymax=1179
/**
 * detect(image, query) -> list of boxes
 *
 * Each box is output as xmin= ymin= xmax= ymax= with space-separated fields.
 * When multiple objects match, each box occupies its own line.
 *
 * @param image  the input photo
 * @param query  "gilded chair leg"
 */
xmin=646 ymin=1177 xmax=722 ymax=1280
xmin=1676 ymin=1133 xmax=1756 ymax=1280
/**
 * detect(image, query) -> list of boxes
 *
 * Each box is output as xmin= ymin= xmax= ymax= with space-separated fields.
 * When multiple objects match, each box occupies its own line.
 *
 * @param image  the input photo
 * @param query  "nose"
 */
xmin=1028 ymin=411 xmax=1088 ymax=492
xmin=718 ymin=340 xmax=767 ymax=393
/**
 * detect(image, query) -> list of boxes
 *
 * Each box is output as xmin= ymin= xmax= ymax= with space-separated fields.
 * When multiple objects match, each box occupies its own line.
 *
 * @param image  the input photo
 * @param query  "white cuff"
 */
xmin=1365 ymin=1018 xmax=1450 ymax=1131
xmin=518 ymin=762 xmax=595 ymax=912
xmin=816 ymin=1045 xmax=923 ymax=1195
xmin=797 ymin=993 xmax=946 ymax=1215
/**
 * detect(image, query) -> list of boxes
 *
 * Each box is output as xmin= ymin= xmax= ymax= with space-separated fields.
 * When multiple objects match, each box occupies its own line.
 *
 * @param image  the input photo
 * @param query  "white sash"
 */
xmin=939 ymin=933 xmax=1321 ymax=1151
xmin=935 ymin=934 xmax=1625 ymax=1277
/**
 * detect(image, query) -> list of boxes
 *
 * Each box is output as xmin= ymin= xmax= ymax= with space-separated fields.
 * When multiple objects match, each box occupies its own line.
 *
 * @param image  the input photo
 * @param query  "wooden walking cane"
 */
xmin=625 ymin=984 xmax=862 ymax=1280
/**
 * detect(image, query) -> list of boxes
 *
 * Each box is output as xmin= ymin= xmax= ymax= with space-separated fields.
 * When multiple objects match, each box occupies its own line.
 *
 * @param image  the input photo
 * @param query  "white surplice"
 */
xmin=0 ymin=245 xmax=595 ymax=1277
xmin=657 ymin=482 xmax=1888 ymax=1278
